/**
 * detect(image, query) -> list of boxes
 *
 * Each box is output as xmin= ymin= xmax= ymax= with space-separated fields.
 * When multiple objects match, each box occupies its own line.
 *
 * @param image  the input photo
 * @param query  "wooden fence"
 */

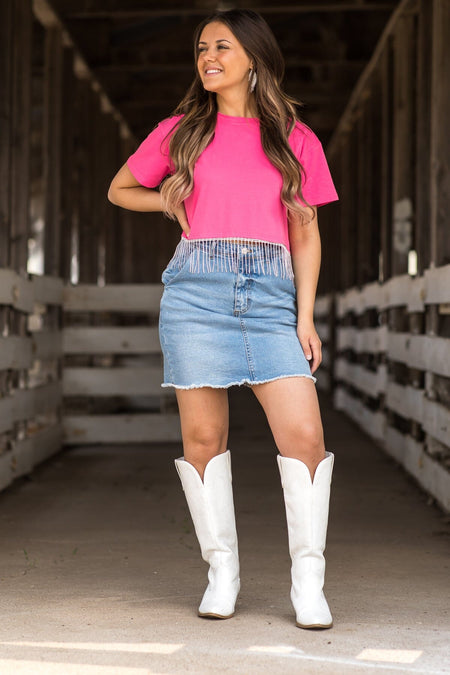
xmin=0 ymin=269 xmax=63 ymax=491
xmin=329 ymin=263 xmax=450 ymax=512
xmin=62 ymin=284 xmax=181 ymax=445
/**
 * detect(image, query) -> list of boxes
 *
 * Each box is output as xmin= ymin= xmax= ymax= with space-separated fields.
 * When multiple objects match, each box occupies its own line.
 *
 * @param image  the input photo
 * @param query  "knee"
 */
xmin=182 ymin=424 xmax=227 ymax=462
xmin=276 ymin=422 xmax=325 ymax=459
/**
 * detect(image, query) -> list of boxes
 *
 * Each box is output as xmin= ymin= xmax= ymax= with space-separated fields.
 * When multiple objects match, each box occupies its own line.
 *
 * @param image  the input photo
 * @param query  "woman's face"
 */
xmin=197 ymin=21 xmax=253 ymax=96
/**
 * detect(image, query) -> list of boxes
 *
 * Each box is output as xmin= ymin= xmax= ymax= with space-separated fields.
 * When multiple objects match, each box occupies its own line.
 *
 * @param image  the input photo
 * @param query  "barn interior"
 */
xmin=0 ymin=1 xmax=449 ymax=673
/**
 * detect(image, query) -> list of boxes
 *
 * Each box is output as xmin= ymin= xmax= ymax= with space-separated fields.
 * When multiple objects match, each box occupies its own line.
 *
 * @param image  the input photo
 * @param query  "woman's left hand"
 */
xmin=297 ymin=317 xmax=322 ymax=375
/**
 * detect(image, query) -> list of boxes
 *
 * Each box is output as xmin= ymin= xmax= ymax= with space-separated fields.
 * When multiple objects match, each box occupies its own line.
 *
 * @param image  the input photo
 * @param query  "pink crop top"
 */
xmin=127 ymin=112 xmax=338 ymax=254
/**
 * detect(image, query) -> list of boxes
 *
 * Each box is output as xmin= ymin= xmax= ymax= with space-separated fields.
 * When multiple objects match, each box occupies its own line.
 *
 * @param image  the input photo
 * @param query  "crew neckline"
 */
xmin=217 ymin=111 xmax=259 ymax=122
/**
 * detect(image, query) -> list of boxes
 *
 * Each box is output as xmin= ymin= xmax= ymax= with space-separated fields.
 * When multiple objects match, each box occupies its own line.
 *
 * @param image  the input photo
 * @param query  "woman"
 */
xmin=108 ymin=8 xmax=339 ymax=629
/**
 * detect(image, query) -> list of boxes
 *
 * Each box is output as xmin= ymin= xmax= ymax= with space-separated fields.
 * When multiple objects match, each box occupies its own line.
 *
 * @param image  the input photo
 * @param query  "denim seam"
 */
xmin=239 ymin=317 xmax=255 ymax=380
xmin=158 ymin=316 xmax=176 ymax=385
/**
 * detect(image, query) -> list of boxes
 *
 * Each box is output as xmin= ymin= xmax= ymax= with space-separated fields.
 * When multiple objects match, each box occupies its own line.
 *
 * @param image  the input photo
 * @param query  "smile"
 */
xmin=205 ymin=69 xmax=222 ymax=76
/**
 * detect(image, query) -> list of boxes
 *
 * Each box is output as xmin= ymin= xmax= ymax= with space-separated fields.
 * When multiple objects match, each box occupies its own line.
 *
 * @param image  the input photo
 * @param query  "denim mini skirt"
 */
xmin=158 ymin=239 xmax=317 ymax=389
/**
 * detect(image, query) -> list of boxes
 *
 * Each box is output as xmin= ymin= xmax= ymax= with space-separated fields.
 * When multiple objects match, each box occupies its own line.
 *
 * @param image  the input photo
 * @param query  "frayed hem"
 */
xmin=161 ymin=373 xmax=317 ymax=390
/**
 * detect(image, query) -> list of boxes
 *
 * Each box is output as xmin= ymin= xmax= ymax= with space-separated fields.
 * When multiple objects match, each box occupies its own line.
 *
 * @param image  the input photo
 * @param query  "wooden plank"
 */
xmin=29 ymin=423 xmax=63 ymax=465
xmin=63 ymin=327 xmax=160 ymax=354
xmin=104 ymin=116 xmax=121 ymax=284
xmin=10 ymin=0 xmax=32 ymax=275
xmin=328 ymin=0 xmax=414 ymax=156
xmin=13 ymin=382 xmax=62 ymax=420
xmin=32 ymin=0 xmax=133 ymax=142
xmin=0 ymin=0 xmax=13 ymax=269
xmin=0 ymin=269 xmax=15 ymax=306
xmin=77 ymin=81 xmax=98 ymax=284
xmin=335 ymin=268 xmax=436 ymax=316
xmin=0 ymin=423 xmax=63 ymax=491
xmin=387 ymin=333 xmax=450 ymax=378
xmin=430 ymin=0 xmax=450 ymax=267
xmin=391 ymin=12 xmax=416 ymax=276
xmin=334 ymin=359 xmax=387 ymax=396
xmin=63 ymin=284 xmax=163 ymax=312
xmin=31 ymin=331 xmax=63 ymax=360
xmin=337 ymin=325 xmax=388 ymax=353
xmin=379 ymin=42 xmax=393 ymax=283
xmin=415 ymin=0 xmax=433 ymax=273
xmin=0 ymin=397 xmax=14 ymax=434
xmin=424 ymin=264 xmax=450 ymax=305
xmin=0 ymin=336 xmax=33 ymax=370
xmin=0 ymin=268 xmax=34 ymax=313
xmin=63 ymin=367 xmax=165 ymax=396
xmin=336 ymin=286 xmax=362 ymax=317
xmin=63 ymin=413 xmax=181 ymax=444
xmin=0 ymin=452 xmax=14 ymax=492
xmin=381 ymin=274 xmax=412 ymax=309
xmin=386 ymin=382 xmax=424 ymax=423
xmin=43 ymin=26 xmax=63 ymax=277
xmin=385 ymin=426 xmax=450 ymax=512
xmin=333 ymin=386 xmax=386 ymax=441
xmin=10 ymin=423 xmax=63 ymax=481
xmin=422 ymin=397 xmax=450 ymax=449
xmin=0 ymin=382 xmax=62 ymax=432
xmin=31 ymin=274 xmax=64 ymax=305
xmin=356 ymin=99 xmax=372 ymax=285
xmin=59 ymin=46 xmax=76 ymax=283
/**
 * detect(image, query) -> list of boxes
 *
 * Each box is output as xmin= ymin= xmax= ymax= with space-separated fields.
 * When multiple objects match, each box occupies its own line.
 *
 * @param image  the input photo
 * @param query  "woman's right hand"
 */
xmin=173 ymin=203 xmax=191 ymax=237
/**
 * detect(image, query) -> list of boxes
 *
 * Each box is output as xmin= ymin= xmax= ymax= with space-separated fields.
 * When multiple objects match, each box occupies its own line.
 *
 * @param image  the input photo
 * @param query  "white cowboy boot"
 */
xmin=175 ymin=450 xmax=240 ymax=619
xmin=277 ymin=451 xmax=334 ymax=629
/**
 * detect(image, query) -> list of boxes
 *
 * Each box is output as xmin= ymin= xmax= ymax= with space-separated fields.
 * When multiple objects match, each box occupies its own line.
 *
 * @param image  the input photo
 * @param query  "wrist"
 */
xmin=297 ymin=312 xmax=315 ymax=322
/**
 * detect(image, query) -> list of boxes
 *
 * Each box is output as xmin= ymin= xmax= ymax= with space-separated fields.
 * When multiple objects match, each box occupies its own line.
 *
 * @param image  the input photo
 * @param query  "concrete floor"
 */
xmin=0 ymin=388 xmax=448 ymax=675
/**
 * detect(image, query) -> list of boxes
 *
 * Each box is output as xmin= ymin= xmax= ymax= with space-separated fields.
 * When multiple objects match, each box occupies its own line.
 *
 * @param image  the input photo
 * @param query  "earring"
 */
xmin=248 ymin=68 xmax=257 ymax=93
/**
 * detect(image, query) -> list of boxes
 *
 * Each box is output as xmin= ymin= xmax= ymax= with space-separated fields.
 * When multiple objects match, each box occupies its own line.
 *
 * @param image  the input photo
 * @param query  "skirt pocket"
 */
xmin=161 ymin=249 xmax=197 ymax=287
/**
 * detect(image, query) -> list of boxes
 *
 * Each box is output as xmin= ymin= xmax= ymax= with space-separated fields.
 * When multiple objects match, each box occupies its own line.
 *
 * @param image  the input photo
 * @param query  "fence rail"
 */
xmin=0 ymin=270 xmax=63 ymax=491
xmin=331 ymin=263 xmax=450 ymax=512
xmin=62 ymin=283 xmax=181 ymax=445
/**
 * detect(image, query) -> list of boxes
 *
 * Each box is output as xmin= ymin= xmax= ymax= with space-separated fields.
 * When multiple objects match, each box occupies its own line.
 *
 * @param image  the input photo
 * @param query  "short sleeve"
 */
xmin=126 ymin=116 xmax=181 ymax=188
xmin=290 ymin=124 xmax=339 ymax=207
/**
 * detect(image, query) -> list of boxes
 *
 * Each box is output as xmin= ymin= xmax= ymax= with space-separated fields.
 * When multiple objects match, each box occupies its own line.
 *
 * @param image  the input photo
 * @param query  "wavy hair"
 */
xmin=160 ymin=8 xmax=314 ymax=226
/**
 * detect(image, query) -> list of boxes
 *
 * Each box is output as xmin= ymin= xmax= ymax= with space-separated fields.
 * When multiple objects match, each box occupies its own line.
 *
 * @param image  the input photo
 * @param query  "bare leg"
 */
xmin=175 ymin=387 xmax=229 ymax=480
xmin=251 ymin=376 xmax=325 ymax=480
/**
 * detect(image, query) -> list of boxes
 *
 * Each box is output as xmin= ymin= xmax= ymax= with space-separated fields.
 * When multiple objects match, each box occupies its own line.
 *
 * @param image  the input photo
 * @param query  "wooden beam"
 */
xmin=415 ymin=0 xmax=432 ymax=274
xmin=10 ymin=0 xmax=32 ymax=275
xmin=63 ymin=413 xmax=181 ymax=445
xmin=43 ymin=25 xmax=64 ymax=276
xmin=391 ymin=12 xmax=416 ymax=276
xmin=32 ymin=0 xmax=133 ymax=141
xmin=0 ymin=0 xmax=13 ymax=269
xmin=328 ymin=0 xmax=417 ymax=156
xmin=63 ymin=283 xmax=162 ymax=312
xmin=64 ymin=4 xmax=399 ymax=19
xmin=379 ymin=43 xmax=393 ymax=284
xmin=77 ymin=80 xmax=98 ymax=283
xmin=63 ymin=326 xmax=161 ymax=354
xmin=430 ymin=0 xmax=450 ymax=267
xmin=59 ymin=45 xmax=76 ymax=282
xmin=63 ymin=366 xmax=166 ymax=396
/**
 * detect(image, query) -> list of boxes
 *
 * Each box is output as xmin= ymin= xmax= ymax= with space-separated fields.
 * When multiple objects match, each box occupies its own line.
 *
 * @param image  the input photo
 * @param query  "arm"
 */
xmin=107 ymin=163 xmax=190 ymax=235
xmin=288 ymin=206 xmax=322 ymax=375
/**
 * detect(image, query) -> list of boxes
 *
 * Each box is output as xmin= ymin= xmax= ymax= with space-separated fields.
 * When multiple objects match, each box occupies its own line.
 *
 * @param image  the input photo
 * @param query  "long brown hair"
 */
xmin=160 ymin=9 xmax=314 ymax=225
